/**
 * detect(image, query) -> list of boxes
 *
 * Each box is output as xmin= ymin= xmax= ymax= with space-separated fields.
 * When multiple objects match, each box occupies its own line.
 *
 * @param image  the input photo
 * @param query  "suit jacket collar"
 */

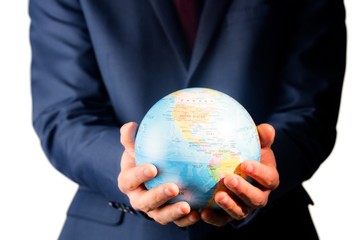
xmin=148 ymin=0 xmax=232 ymax=81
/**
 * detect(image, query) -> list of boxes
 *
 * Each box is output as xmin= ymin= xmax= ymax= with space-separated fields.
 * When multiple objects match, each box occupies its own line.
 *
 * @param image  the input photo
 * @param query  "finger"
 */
xmin=147 ymin=202 xmax=192 ymax=226
xmin=173 ymin=210 xmax=200 ymax=227
xmin=257 ymin=123 xmax=275 ymax=148
xmin=213 ymin=191 xmax=251 ymax=221
xmin=257 ymin=123 xmax=277 ymax=168
xmin=119 ymin=122 xmax=139 ymax=171
xmin=240 ymin=160 xmax=279 ymax=190
xmin=118 ymin=162 xmax=157 ymax=193
xmin=120 ymin=147 xmax=137 ymax=172
xmin=200 ymin=207 xmax=233 ymax=227
xmin=120 ymin=122 xmax=138 ymax=156
xmin=223 ymin=173 xmax=269 ymax=208
xmin=129 ymin=183 xmax=179 ymax=212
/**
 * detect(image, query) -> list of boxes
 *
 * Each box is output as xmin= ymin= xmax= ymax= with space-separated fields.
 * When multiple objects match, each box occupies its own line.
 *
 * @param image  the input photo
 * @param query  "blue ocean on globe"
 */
xmin=134 ymin=88 xmax=260 ymax=209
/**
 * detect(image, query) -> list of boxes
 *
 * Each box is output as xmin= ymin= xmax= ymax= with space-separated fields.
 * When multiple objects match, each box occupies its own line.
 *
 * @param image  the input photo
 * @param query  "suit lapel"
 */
xmin=148 ymin=0 xmax=190 ymax=71
xmin=148 ymin=0 xmax=232 ymax=81
xmin=188 ymin=0 xmax=232 ymax=81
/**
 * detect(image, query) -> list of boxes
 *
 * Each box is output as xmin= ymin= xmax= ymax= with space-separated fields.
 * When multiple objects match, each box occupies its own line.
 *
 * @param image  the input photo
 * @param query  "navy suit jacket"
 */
xmin=29 ymin=0 xmax=346 ymax=239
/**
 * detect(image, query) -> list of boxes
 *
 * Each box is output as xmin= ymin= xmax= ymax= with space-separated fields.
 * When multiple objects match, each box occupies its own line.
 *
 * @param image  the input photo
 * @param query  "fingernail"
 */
xmin=245 ymin=164 xmax=253 ymax=174
xmin=143 ymin=167 xmax=154 ymax=177
xmin=229 ymin=177 xmax=238 ymax=188
xmin=218 ymin=195 xmax=229 ymax=205
xmin=164 ymin=187 xmax=175 ymax=197
xmin=178 ymin=204 xmax=189 ymax=215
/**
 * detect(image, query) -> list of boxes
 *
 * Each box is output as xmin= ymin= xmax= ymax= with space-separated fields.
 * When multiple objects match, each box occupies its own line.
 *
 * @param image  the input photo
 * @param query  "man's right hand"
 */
xmin=117 ymin=122 xmax=200 ymax=227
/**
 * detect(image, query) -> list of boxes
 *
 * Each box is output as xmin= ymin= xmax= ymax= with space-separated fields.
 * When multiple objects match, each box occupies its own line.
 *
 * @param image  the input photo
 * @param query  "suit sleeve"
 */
xmin=267 ymin=0 xmax=346 ymax=201
xmin=231 ymin=0 xmax=346 ymax=228
xmin=29 ymin=0 xmax=126 ymax=202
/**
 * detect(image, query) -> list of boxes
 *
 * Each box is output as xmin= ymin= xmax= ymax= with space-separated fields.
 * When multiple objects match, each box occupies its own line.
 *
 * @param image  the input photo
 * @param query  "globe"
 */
xmin=134 ymin=87 xmax=260 ymax=209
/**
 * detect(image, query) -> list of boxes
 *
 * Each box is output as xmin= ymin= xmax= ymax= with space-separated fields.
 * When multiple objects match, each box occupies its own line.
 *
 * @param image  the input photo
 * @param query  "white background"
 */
xmin=0 ymin=1 xmax=359 ymax=239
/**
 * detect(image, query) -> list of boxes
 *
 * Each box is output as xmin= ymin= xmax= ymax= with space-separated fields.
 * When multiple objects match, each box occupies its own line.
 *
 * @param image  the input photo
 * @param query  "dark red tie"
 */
xmin=175 ymin=0 xmax=201 ymax=49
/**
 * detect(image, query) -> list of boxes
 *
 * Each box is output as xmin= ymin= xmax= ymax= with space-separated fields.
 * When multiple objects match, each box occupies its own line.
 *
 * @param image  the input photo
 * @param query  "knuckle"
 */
xmin=270 ymin=172 xmax=280 ymax=188
xmin=175 ymin=221 xmax=186 ymax=228
xmin=129 ymin=198 xmax=142 ymax=211
xmin=273 ymin=178 xmax=280 ymax=189
xmin=120 ymin=137 xmax=131 ymax=148
xmin=157 ymin=219 xmax=170 ymax=225
xmin=146 ymin=211 xmax=155 ymax=219
xmin=267 ymin=177 xmax=280 ymax=190
xmin=120 ymin=136 xmax=126 ymax=146
xmin=250 ymin=194 xmax=267 ymax=208
xmin=118 ymin=183 xmax=126 ymax=194
xmin=135 ymin=199 xmax=152 ymax=213
xmin=152 ymin=215 xmax=170 ymax=225
xmin=254 ymin=198 xmax=267 ymax=208
xmin=117 ymin=180 xmax=127 ymax=194
xmin=234 ymin=207 xmax=250 ymax=220
xmin=117 ymin=177 xmax=130 ymax=194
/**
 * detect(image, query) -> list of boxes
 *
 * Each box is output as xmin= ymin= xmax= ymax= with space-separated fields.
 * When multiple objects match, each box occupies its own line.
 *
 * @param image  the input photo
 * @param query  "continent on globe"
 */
xmin=134 ymin=87 xmax=260 ymax=209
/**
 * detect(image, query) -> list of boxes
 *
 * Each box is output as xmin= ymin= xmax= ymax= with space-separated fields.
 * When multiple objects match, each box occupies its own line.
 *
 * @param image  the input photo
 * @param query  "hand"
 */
xmin=200 ymin=123 xmax=280 ymax=226
xmin=117 ymin=122 xmax=200 ymax=227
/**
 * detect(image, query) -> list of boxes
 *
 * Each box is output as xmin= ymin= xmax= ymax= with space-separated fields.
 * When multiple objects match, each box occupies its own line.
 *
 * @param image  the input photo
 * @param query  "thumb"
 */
xmin=257 ymin=123 xmax=275 ymax=148
xmin=120 ymin=122 xmax=138 ymax=155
